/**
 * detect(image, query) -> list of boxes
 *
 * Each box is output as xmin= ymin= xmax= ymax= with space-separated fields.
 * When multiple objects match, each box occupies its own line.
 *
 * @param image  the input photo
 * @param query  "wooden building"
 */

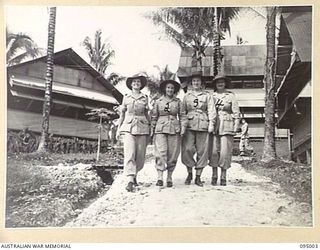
xmin=7 ymin=48 xmax=123 ymax=140
xmin=177 ymin=44 xmax=288 ymax=138
xmin=275 ymin=7 xmax=312 ymax=164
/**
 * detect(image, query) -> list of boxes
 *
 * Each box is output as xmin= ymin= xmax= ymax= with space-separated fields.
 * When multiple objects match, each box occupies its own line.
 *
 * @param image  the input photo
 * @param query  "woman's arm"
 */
xmin=231 ymin=93 xmax=240 ymax=133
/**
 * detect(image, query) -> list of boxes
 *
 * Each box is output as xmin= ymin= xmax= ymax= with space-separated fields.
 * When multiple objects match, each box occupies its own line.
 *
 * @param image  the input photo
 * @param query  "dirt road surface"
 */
xmin=66 ymin=157 xmax=312 ymax=227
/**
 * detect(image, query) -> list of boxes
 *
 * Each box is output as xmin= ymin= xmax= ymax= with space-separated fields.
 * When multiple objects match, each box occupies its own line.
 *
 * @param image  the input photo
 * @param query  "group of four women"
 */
xmin=117 ymin=71 xmax=240 ymax=192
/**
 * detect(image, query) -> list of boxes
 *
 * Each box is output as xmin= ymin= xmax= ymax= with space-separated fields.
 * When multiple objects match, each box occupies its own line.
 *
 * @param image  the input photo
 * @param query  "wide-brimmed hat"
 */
xmin=209 ymin=74 xmax=231 ymax=90
xmin=159 ymin=79 xmax=181 ymax=94
xmin=126 ymin=74 xmax=147 ymax=90
xmin=188 ymin=70 xmax=204 ymax=83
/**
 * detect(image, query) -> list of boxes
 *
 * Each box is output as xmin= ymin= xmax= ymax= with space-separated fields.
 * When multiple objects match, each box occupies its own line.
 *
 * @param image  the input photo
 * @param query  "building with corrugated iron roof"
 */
xmin=275 ymin=6 xmax=312 ymax=163
xmin=7 ymin=48 xmax=123 ymax=140
xmin=177 ymin=44 xmax=288 ymax=139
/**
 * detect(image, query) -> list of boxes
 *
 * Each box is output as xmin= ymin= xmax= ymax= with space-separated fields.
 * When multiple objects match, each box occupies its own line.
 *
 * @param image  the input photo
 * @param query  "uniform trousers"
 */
xmin=181 ymin=130 xmax=209 ymax=169
xmin=208 ymin=134 xmax=234 ymax=170
xmin=239 ymin=137 xmax=250 ymax=152
xmin=154 ymin=133 xmax=180 ymax=171
xmin=123 ymin=132 xmax=148 ymax=176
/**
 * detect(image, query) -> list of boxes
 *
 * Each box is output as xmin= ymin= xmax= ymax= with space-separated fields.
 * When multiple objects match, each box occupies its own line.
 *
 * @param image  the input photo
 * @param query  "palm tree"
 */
xmin=37 ymin=7 xmax=57 ymax=153
xmin=6 ymin=28 xmax=42 ymax=66
xmin=146 ymin=7 xmax=239 ymax=74
xmin=82 ymin=30 xmax=124 ymax=85
xmin=212 ymin=7 xmax=240 ymax=76
xmin=262 ymin=6 xmax=277 ymax=162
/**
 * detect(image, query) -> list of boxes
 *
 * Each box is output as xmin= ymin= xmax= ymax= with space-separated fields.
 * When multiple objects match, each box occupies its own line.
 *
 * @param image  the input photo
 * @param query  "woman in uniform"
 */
xmin=151 ymin=78 xmax=182 ymax=187
xmin=181 ymin=71 xmax=216 ymax=187
xmin=117 ymin=74 xmax=150 ymax=192
xmin=208 ymin=74 xmax=240 ymax=186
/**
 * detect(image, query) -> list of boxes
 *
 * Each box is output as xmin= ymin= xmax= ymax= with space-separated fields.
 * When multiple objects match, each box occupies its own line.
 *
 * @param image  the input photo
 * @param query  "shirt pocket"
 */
xmin=138 ymin=117 xmax=150 ymax=132
xmin=155 ymin=119 xmax=166 ymax=133
xmin=221 ymin=116 xmax=234 ymax=132
xmin=187 ymin=114 xmax=196 ymax=128
xmin=199 ymin=117 xmax=209 ymax=129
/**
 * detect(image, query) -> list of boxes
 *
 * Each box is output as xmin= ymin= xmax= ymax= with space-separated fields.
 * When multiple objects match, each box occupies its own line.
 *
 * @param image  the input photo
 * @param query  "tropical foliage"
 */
xmin=146 ymin=7 xmax=239 ymax=74
xmin=82 ymin=30 xmax=125 ymax=85
xmin=6 ymin=28 xmax=42 ymax=66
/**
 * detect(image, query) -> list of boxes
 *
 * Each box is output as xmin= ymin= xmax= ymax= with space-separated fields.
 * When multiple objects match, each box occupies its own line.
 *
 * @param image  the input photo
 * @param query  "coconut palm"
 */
xmin=212 ymin=7 xmax=240 ymax=75
xmin=146 ymin=7 xmax=239 ymax=74
xmin=82 ymin=30 xmax=124 ymax=85
xmin=262 ymin=6 xmax=277 ymax=162
xmin=37 ymin=7 xmax=57 ymax=153
xmin=6 ymin=28 xmax=42 ymax=66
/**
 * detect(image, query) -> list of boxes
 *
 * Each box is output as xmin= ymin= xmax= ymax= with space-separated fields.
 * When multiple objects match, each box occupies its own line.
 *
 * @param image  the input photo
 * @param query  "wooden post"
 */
xmin=96 ymin=115 xmax=102 ymax=162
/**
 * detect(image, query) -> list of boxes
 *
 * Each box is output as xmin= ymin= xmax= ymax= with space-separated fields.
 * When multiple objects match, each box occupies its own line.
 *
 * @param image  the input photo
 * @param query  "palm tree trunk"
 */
xmin=213 ymin=7 xmax=221 ymax=77
xmin=262 ymin=6 xmax=277 ymax=162
xmin=37 ymin=7 xmax=57 ymax=153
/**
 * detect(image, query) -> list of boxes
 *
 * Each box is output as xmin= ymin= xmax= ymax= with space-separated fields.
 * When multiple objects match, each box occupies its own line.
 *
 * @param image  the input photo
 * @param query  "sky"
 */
xmin=6 ymin=6 xmax=266 ymax=94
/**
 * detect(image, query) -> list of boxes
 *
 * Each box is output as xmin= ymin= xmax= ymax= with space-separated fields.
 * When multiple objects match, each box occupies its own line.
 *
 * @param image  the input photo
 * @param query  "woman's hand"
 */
xmin=116 ymin=130 xmax=121 ymax=140
xmin=180 ymin=127 xmax=186 ymax=136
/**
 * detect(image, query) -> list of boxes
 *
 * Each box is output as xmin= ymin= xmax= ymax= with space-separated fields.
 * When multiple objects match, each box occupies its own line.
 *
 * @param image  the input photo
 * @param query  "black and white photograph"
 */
xmin=4 ymin=4 xmax=314 ymax=231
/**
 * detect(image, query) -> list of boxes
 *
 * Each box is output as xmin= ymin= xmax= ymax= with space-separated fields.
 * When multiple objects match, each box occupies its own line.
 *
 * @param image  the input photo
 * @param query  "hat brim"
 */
xmin=159 ymin=80 xmax=181 ymax=94
xmin=126 ymin=76 xmax=147 ymax=90
xmin=188 ymin=74 xmax=205 ymax=85
xmin=207 ymin=76 xmax=231 ymax=89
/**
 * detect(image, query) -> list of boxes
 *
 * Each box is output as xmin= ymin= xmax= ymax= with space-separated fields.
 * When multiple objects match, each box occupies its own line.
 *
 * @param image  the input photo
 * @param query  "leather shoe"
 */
xmin=195 ymin=176 xmax=203 ymax=187
xmin=167 ymin=181 xmax=173 ymax=188
xmin=211 ymin=178 xmax=218 ymax=186
xmin=133 ymin=177 xmax=139 ymax=187
xmin=156 ymin=180 xmax=164 ymax=186
xmin=185 ymin=173 xmax=192 ymax=185
xmin=126 ymin=182 xmax=134 ymax=192
xmin=220 ymin=179 xmax=227 ymax=186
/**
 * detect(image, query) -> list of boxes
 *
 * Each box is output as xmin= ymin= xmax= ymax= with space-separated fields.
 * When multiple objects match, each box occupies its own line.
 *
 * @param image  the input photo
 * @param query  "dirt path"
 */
xmin=66 ymin=157 xmax=312 ymax=227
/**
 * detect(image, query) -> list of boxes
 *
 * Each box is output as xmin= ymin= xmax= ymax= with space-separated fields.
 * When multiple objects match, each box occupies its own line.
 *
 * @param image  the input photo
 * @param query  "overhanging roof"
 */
xmin=8 ymin=48 xmax=123 ymax=103
xmin=282 ymin=12 xmax=312 ymax=62
xmin=10 ymin=75 xmax=119 ymax=105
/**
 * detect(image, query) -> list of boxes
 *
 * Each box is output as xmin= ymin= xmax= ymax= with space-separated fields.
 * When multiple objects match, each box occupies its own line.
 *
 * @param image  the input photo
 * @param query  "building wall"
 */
xmin=292 ymin=106 xmax=311 ymax=149
xmin=7 ymin=109 xmax=108 ymax=140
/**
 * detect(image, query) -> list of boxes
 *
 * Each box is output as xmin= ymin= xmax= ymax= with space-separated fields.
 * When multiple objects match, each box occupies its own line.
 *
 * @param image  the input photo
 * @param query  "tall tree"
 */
xmin=37 ymin=7 xmax=57 ymax=153
xmin=6 ymin=28 xmax=42 ymax=66
xmin=212 ymin=7 xmax=239 ymax=76
xmin=82 ymin=30 xmax=124 ymax=85
xmin=146 ymin=7 xmax=239 ymax=74
xmin=262 ymin=6 xmax=277 ymax=162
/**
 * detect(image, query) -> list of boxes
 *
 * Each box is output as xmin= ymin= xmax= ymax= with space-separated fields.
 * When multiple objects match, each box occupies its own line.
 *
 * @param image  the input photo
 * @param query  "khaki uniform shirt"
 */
xmin=212 ymin=91 xmax=240 ymax=136
xmin=181 ymin=90 xmax=216 ymax=132
xmin=151 ymin=96 xmax=182 ymax=134
xmin=119 ymin=93 xmax=150 ymax=135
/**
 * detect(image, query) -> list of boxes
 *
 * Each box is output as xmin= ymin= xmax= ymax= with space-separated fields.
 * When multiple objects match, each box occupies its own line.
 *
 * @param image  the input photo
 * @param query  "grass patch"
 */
xmin=5 ymin=151 xmax=123 ymax=228
xmin=238 ymin=158 xmax=312 ymax=205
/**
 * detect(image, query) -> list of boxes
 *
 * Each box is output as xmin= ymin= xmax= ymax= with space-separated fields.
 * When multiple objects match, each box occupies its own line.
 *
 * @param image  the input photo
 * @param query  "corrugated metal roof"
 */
xmin=282 ymin=12 xmax=312 ymax=62
xmin=177 ymin=45 xmax=266 ymax=78
xmin=10 ymin=75 xmax=119 ymax=105
xmin=8 ymin=48 xmax=123 ymax=103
